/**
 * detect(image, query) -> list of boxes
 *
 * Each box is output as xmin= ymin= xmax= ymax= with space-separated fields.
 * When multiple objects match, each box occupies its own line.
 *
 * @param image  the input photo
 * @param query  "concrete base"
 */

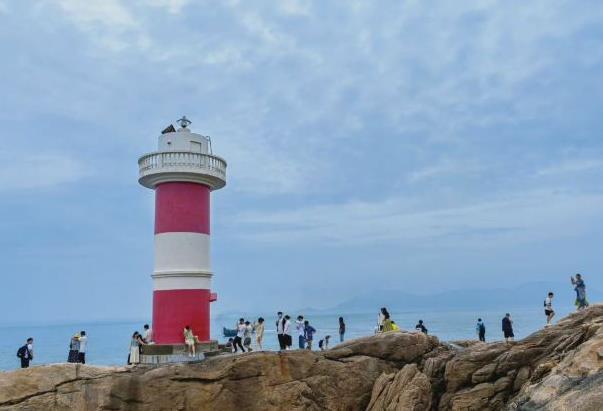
xmin=140 ymin=341 xmax=219 ymax=364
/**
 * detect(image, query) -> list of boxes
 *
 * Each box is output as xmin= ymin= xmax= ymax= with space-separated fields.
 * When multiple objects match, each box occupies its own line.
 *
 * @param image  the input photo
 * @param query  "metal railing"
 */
xmin=138 ymin=151 xmax=227 ymax=179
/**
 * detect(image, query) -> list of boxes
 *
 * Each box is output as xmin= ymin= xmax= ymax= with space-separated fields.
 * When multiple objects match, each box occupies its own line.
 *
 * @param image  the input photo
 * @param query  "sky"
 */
xmin=1 ymin=0 xmax=602 ymax=325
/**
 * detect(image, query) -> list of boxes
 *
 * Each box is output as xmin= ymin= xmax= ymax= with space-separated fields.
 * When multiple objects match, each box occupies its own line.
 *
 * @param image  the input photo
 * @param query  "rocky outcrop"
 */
xmin=1 ymin=307 xmax=602 ymax=410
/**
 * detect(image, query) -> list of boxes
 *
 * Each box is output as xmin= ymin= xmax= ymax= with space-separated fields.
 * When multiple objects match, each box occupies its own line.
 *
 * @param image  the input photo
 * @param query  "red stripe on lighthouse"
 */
xmin=155 ymin=182 xmax=210 ymax=234
xmin=152 ymin=289 xmax=211 ymax=344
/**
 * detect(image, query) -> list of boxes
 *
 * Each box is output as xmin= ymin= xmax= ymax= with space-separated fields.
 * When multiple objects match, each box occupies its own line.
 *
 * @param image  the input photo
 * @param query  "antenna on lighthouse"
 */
xmin=177 ymin=116 xmax=192 ymax=129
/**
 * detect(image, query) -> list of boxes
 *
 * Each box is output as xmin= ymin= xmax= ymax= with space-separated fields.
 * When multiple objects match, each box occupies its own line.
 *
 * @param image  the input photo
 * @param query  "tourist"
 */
xmin=391 ymin=320 xmax=400 ymax=331
xmin=243 ymin=321 xmax=253 ymax=352
xmin=339 ymin=317 xmax=345 ymax=342
xmin=304 ymin=320 xmax=316 ymax=350
xmin=544 ymin=292 xmax=555 ymax=326
xmin=296 ymin=315 xmax=306 ymax=349
xmin=276 ymin=312 xmax=285 ymax=350
xmin=283 ymin=315 xmax=292 ymax=349
xmin=476 ymin=318 xmax=486 ymax=342
xmin=68 ymin=333 xmax=80 ymax=363
xmin=183 ymin=325 xmax=197 ymax=357
xmin=318 ymin=335 xmax=331 ymax=350
xmin=78 ymin=331 xmax=88 ymax=364
xmin=382 ymin=311 xmax=393 ymax=332
xmin=16 ymin=338 xmax=34 ymax=368
xmin=128 ymin=332 xmax=142 ymax=365
xmin=502 ymin=313 xmax=514 ymax=343
xmin=142 ymin=324 xmax=153 ymax=344
xmin=233 ymin=319 xmax=246 ymax=353
xmin=378 ymin=307 xmax=388 ymax=332
xmin=571 ymin=274 xmax=589 ymax=310
xmin=255 ymin=317 xmax=265 ymax=350
xmin=415 ymin=320 xmax=428 ymax=334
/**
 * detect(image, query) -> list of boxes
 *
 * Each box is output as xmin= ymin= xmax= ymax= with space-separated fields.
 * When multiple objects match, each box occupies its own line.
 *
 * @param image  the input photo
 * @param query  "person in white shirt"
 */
xmin=142 ymin=324 xmax=153 ymax=344
xmin=283 ymin=315 xmax=292 ymax=349
xmin=296 ymin=315 xmax=306 ymax=349
xmin=544 ymin=292 xmax=555 ymax=326
xmin=243 ymin=321 xmax=253 ymax=352
xmin=233 ymin=318 xmax=246 ymax=353
xmin=78 ymin=331 xmax=88 ymax=364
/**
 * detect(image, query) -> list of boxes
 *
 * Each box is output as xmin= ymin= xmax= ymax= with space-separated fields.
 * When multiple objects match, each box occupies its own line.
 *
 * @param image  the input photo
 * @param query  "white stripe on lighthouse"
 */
xmin=154 ymin=232 xmax=211 ymax=275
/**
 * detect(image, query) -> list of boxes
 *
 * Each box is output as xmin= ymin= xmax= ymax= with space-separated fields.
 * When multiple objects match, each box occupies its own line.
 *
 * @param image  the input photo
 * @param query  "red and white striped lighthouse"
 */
xmin=138 ymin=117 xmax=226 ymax=344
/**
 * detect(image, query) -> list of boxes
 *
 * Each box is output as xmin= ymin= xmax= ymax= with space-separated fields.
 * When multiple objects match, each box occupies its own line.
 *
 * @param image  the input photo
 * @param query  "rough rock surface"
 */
xmin=1 ymin=307 xmax=602 ymax=410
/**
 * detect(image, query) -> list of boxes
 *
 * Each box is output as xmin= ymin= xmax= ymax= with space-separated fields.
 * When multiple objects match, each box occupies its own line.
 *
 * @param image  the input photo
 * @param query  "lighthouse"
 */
xmin=138 ymin=117 xmax=226 ymax=346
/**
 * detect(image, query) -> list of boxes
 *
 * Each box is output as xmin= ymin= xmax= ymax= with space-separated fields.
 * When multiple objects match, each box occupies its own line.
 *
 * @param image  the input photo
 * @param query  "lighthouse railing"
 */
xmin=138 ymin=151 xmax=227 ymax=180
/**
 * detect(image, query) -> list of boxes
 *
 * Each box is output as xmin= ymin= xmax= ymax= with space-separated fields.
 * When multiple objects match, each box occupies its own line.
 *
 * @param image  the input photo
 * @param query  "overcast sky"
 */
xmin=1 ymin=0 xmax=602 ymax=324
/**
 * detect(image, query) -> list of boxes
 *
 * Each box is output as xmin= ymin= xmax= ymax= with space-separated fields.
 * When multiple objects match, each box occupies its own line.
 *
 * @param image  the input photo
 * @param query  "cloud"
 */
xmin=231 ymin=189 xmax=603 ymax=247
xmin=0 ymin=151 xmax=89 ymax=191
xmin=536 ymin=159 xmax=603 ymax=176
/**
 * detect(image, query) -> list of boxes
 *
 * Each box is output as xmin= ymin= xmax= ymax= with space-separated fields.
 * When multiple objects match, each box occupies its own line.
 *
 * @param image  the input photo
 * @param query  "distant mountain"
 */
xmin=328 ymin=281 xmax=599 ymax=313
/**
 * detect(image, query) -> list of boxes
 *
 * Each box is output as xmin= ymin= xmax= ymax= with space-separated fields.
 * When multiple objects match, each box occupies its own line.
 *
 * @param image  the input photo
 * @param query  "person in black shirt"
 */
xmin=502 ymin=313 xmax=514 ymax=343
xmin=17 ymin=338 xmax=34 ymax=368
xmin=415 ymin=320 xmax=428 ymax=334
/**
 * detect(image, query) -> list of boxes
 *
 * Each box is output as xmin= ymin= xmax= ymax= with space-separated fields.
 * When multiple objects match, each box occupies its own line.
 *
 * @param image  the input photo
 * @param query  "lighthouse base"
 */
xmin=140 ymin=341 xmax=219 ymax=365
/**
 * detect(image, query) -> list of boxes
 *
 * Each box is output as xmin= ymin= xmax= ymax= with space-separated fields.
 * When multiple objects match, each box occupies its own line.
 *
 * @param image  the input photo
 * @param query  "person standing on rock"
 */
xmin=339 ymin=317 xmax=346 ymax=342
xmin=67 ymin=333 xmax=80 ymax=363
xmin=476 ymin=318 xmax=486 ymax=342
xmin=283 ymin=315 xmax=292 ymax=349
xmin=502 ymin=313 xmax=514 ymax=343
xmin=16 ymin=337 xmax=34 ymax=368
xmin=243 ymin=321 xmax=253 ymax=352
xmin=129 ymin=332 xmax=142 ymax=365
xmin=296 ymin=315 xmax=306 ymax=349
xmin=544 ymin=292 xmax=555 ymax=326
xmin=78 ymin=331 xmax=88 ymax=364
xmin=571 ymin=274 xmax=589 ymax=310
xmin=276 ymin=312 xmax=285 ymax=350
xmin=255 ymin=317 xmax=265 ymax=350
xmin=304 ymin=320 xmax=317 ymax=350
xmin=183 ymin=325 xmax=197 ymax=357
xmin=233 ymin=318 xmax=246 ymax=353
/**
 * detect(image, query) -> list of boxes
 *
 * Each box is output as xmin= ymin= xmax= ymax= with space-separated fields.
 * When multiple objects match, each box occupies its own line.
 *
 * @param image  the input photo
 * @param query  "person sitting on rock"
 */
xmin=415 ymin=320 xmax=428 ymax=334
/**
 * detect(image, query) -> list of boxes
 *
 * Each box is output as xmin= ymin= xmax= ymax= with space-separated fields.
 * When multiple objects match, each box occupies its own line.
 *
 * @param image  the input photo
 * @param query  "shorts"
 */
xmin=504 ymin=330 xmax=514 ymax=338
xmin=545 ymin=309 xmax=554 ymax=316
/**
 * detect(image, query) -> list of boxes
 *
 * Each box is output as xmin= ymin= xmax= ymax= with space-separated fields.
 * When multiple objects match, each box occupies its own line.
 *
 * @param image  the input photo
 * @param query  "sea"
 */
xmin=0 ymin=305 xmax=575 ymax=371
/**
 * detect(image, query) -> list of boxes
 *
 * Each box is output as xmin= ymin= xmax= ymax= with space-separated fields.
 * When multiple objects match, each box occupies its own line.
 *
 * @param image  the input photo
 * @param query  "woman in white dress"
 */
xmin=129 ymin=332 xmax=142 ymax=365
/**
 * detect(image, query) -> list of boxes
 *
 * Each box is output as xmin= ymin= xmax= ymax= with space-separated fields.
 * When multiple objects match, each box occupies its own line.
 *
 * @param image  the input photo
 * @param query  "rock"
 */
xmin=367 ymin=364 xmax=432 ymax=411
xmin=2 ymin=307 xmax=603 ymax=410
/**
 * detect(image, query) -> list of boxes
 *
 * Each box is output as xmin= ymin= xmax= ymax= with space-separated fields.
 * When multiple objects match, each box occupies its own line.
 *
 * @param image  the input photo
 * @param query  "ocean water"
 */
xmin=0 ymin=306 xmax=575 ymax=371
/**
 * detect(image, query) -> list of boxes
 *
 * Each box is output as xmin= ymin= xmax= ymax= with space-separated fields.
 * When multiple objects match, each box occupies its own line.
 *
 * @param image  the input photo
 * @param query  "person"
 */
xmin=571 ymin=274 xmax=589 ymax=310
xmin=415 ymin=320 xmax=428 ymax=334
xmin=255 ymin=317 xmax=265 ymax=350
xmin=382 ymin=311 xmax=393 ymax=332
xmin=502 ymin=313 xmax=514 ymax=343
xmin=233 ymin=319 xmax=246 ymax=353
xmin=129 ymin=332 xmax=142 ymax=365
xmin=378 ymin=307 xmax=388 ymax=332
xmin=318 ymin=335 xmax=331 ymax=350
xmin=304 ymin=320 xmax=316 ymax=350
xmin=78 ymin=331 xmax=88 ymax=364
xmin=183 ymin=325 xmax=197 ymax=357
xmin=142 ymin=324 xmax=153 ymax=344
xmin=476 ymin=318 xmax=486 ymax=342
xmin=17 ymin=338 xmax=34 ymax=368
xmin=276 ymin=312 xmax=285 ymax=350
xmin=544 ymin=292 xmax=555 ymax=326
xmin=296 ymin=315 xmax=306 ymax=349
xmin=391 ymin=320 xmax=400 ymax=331
xmin=283 ymin=315 xmax=292 ymax=349
xmin=243 ymin=321 xmax=253 ymax=352
xmin=338 ymin=317 xmax=345 ymax=342
xmin=67 ymin=333 xmax=80 ymax=363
